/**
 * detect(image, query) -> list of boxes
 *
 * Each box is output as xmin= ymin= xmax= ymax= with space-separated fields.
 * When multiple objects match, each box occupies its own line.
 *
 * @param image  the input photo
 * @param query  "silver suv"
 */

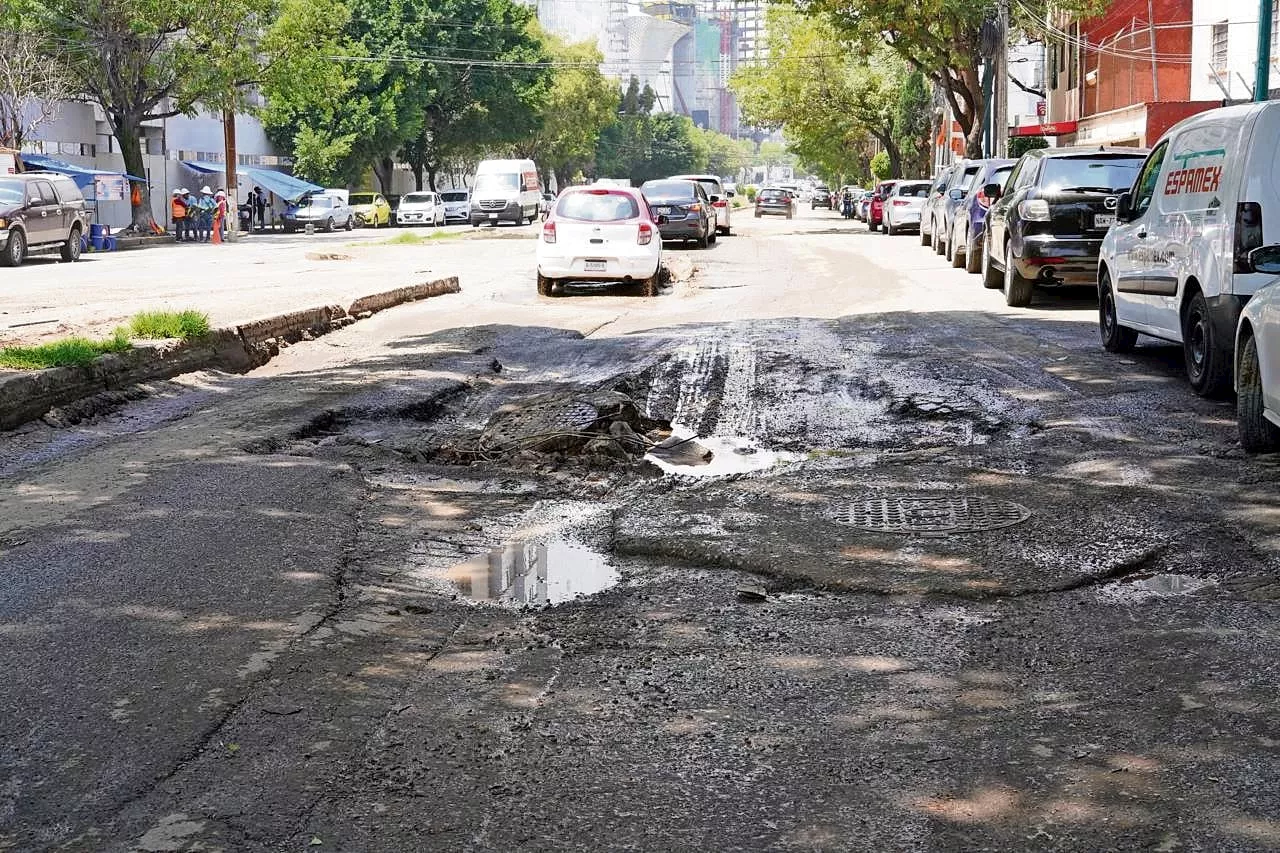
xmin=0 ymin=172 xmax=89 ymax=267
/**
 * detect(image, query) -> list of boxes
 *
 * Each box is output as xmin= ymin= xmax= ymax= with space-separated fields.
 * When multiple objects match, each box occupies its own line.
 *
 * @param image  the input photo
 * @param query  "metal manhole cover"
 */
xmin=481 ymin=398 xmax=602 ymax=448
xmin=833 ymin=494 xmax=1031 ymax=534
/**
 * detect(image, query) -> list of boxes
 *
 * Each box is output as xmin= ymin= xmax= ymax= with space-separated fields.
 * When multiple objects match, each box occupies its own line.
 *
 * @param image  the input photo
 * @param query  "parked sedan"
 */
xmin=929 ymin=162 xmax=983 ymax=256
xmin=868 ymin=181 xmax=897 ymax=231
xmin=948 ymin=159 xmax=1015 ymax=273
xmin=349 ymin=192 xmax=392 ymax=227
xmin=754 ymin=187 xmax=794 ymax=218
xmin=882 ymin=181 xmax=930 ymax=235
xmin=857 ymin=191 xmax=874 ymax=221
xmin=982 ymin=146 xmax=1146 ymax=307
xmin=640 ymin=179 xmax=715 ymax=248
xmin=669 ymin=174 xmax=732 ymax=235
xmin=395 ymin=191 xmax=445 ymax=226
xmin=1235 ymin=249 xmax=1280 ymax=451
xmin=440 ymin=190 xmax=470 ymax=223
xmin=282 ymin=192 xmax=355 ymax=233
xmin=536 ymin=185 xmax=663 ymax=297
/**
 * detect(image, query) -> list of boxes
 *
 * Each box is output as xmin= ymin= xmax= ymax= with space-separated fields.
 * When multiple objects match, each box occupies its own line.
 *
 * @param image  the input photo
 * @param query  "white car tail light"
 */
xmin=542 ymin=220 xmax=556 ymax=243
xmin=892 ymin=199 xmax=910 ymax=207
xmin=638 ymin=221 xmax=654 ymax=245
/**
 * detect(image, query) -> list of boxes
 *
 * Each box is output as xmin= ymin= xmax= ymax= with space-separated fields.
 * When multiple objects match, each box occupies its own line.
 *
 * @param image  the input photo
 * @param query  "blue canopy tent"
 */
xmin=19 ymin=153 xmax=146 ymax=191
xmin=180 ymin=160 xmax=321 ymax=202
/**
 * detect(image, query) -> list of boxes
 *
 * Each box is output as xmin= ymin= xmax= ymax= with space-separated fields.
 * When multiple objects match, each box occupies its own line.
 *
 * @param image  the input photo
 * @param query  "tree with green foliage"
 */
xmin=732 ymin=7 xmax=913 ymax=179
xmin=870 ymin=151 xmax=891 ymax=180
xmin=1009 ymin=135 xmax=1049 ymax=158
xmin=16 ymin=0 xmax=271 ymax=230
xmin=262 ymin=0 xmax=549 ymax=190
xmin=594 ymin=77 xmax=706 ymax=184
xmin=801 ymin=0 xmax=1098 ymax=158
xmin=514 ymin=32 xmax=618 ymax=189
xmin=894 ymin=70 xmax=932 ymax=178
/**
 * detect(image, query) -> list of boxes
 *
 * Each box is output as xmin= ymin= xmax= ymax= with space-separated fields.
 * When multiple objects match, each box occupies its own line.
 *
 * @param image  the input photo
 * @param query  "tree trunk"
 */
xmin=426 ymin=164 xmax=438 ymax=192
xmin=941 ymin=63 xmax=985 ymax=159
xmin=114 ymin=114 xmax=154 ymax=232
xmin=872 ymin=130 xmax=903 ymax=179
xmin=410 ymin=161 xmax=424 ymax=191
xmin=374 ymin=156 xmax=394 ymax=194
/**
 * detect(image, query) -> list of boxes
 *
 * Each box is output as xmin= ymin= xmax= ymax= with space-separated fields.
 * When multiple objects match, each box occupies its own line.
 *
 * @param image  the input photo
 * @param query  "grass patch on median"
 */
xmin=0 ymin=329 xmax=133 ymax=370
xmin=351 ymin=230 xmax=464 ymax=247
xmin=128 ymin=309 xmax=211 ymax=340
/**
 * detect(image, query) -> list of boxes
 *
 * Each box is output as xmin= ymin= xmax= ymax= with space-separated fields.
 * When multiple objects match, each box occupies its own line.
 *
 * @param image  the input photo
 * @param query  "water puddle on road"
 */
xmin=1097 ymin=573 xmax=1218 ymax=604
xmin=644 ymin=433 xmax=797 ymax=477
xmin=442 ymin=537 xmax=619 ymax=607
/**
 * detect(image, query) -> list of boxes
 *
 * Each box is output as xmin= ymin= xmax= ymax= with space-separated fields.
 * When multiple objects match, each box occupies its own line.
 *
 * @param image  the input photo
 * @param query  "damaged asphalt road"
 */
xmin=2 ymin=217 xmax=1280 ymax=851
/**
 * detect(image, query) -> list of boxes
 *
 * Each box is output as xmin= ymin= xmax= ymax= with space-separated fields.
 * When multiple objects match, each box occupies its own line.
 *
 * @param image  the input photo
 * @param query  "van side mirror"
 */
xmin=983 ymin=183 xmax=1002 ymax=201
xmin=949 ymin=188 xmax=966 ymax=201
xmin=1248 ymin=245 xmax=1280 ymax=274
xmin=1115 ymin=192 xmax=1134 ymax=222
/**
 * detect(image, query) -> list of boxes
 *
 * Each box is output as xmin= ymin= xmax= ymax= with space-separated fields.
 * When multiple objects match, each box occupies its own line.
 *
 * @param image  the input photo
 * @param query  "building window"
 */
xmin=1212 ymin=22 xmax=1229 ymax=72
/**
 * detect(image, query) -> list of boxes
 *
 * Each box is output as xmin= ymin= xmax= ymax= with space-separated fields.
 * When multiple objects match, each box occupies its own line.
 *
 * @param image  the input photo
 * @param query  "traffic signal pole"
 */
xmin=1257 ymin=0 xmax=1273 ymax=101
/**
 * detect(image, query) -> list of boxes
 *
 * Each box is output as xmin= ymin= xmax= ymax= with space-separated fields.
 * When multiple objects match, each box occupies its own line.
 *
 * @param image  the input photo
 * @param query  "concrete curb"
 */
xmin=0 ymin=276 xmax=461 ymax=431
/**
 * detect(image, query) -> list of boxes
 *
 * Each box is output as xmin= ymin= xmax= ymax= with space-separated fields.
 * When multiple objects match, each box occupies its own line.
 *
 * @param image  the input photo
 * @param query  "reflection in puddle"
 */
xmin=645 ymin=433 xmax=797 ymax=477
xmin=1097 ymin=573 xmax=1217 ymax=604
xmin=444 ymin=538 xmax=619 ymax=606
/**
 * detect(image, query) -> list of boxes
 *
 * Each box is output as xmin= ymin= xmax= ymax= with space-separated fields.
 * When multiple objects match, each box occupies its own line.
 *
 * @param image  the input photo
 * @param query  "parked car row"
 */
xmin=884 ymin=101 xmax=1280 ymax=452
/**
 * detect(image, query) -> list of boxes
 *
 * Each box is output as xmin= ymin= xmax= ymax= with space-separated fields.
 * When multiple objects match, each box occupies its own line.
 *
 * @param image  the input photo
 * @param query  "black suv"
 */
xmin=811 ymin=186 xmax=832 ymax=209
xmin=980 ymin=147 xmax=1146 ymax=306
xmin=0 ymin=172 xmax=89 ymax=267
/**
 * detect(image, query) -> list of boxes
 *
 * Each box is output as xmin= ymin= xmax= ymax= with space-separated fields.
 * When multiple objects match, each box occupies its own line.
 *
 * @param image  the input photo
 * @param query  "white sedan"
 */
xmin=395 ymin=191 xmax=445 ymax=226
xmin=536 ymin=185 xmax=663 ymax=297
xmin=882 ymin=180 xmax=931 ymax=236
xmin=1235 ymin=247 xmax=1280 ymax=451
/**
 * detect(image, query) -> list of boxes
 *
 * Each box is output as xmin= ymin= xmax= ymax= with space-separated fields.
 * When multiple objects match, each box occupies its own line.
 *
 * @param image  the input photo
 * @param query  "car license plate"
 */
xmin=585 ymin=260 xmax=607 ymax=272
xmin=488 ymin=213 xmax=498 ymax=220
xmin=1094 ymin=214 xmax=1115 ymax=228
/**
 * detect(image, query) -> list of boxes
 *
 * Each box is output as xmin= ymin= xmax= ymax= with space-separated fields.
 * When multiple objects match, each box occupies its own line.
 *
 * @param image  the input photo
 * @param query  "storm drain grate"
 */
xmin=832 ymin=494 xmax=1031 ymax=534
xmin=480 ymin=399 xmax=603 ymax=449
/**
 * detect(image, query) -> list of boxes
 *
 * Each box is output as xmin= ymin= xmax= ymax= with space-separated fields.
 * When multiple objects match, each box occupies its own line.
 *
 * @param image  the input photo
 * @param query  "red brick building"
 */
xmin=1037 ymin=0 xmax=1218 ymax=146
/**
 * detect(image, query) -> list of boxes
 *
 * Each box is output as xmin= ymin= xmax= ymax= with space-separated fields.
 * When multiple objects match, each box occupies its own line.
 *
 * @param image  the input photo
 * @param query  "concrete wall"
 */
xmin=1191 ymin=0 xmax=1280 ymax=101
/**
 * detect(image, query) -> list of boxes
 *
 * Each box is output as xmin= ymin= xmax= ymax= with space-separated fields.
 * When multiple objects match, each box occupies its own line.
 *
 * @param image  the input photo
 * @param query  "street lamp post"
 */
xmin=1257 ymin=0 xmax=1273 ymax=101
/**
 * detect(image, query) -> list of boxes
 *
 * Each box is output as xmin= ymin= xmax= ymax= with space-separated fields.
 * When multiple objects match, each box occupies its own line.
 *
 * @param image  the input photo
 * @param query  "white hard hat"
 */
xmin=200 ymin=185 xmax=213 ymax=194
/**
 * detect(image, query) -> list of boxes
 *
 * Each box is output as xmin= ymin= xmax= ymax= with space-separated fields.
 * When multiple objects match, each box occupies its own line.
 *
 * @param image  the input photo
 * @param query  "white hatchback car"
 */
xmin=883 ymin=180 xmax=931 ymax=236
xmin=1235 ymin=247 xmax=1280 ymax=451
xmin=395 ymin=191 xmax=445 ymax=226
xmin=669 ymin=174 xmax=733 ymax=236
xmin=536 ymin=185 xmax=663 ymax=297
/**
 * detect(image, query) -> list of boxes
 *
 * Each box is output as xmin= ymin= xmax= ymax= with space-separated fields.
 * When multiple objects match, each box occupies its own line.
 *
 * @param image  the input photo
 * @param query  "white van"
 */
xmin=1099 ymin=101 xmax=1280 ymax=396
xmin=470 ymin=159 xmax=541 ymax=227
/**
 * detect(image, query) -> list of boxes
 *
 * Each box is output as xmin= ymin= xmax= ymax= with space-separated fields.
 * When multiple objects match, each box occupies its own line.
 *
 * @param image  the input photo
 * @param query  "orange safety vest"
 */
xmin=171 ymin=197 xmax=186 ymax=219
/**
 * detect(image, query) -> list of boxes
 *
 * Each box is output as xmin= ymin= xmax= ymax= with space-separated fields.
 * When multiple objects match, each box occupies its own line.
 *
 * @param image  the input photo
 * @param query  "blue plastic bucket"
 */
xmin=89 ymin=223 xmax=106 ymax=251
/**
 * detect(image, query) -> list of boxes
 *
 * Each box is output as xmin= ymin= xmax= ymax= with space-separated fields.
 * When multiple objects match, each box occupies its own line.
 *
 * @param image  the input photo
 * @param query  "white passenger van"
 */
xmin=469 ymin=159 xmax=541 ymax=227
xmin=1099 ymin=101 xmax=1280 ymax=396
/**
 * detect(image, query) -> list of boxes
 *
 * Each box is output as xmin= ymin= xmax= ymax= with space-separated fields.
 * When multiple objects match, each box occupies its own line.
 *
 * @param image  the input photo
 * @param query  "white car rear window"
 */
xmin=556 ymin=192 xmax=639 ymax=222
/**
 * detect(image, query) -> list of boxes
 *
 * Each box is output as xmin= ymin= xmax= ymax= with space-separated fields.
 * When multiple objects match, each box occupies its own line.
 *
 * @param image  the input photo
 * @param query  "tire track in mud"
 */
xmin=644 ymin=338 xmax=759 ymax=439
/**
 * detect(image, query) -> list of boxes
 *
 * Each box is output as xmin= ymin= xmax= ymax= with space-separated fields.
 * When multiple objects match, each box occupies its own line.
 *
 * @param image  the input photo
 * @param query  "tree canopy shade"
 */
xmin=801 ymin=0 xmax=1101 ymax=158
xmin=14 ymin=0 xmax=271 ymax=229
xmin=261 ymin=0 xmax=550 ymax=191
xmin=731 ymin=6 xmax=920 ymax=181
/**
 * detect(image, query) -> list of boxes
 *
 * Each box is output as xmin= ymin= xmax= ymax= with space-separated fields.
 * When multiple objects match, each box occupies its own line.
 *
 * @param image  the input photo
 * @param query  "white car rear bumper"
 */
xmin=537 ymin=249 xmax=659 ymax=281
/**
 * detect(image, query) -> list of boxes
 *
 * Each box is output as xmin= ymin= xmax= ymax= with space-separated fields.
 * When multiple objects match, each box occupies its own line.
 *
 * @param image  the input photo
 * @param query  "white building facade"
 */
xmin=1190 ymin=0 xmax=1280 ymax=101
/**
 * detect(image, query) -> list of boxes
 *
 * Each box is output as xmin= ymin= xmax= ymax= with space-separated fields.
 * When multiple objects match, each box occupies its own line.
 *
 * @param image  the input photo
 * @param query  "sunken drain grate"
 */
xmin=832 ymin=494 xmax=1031 ymax=534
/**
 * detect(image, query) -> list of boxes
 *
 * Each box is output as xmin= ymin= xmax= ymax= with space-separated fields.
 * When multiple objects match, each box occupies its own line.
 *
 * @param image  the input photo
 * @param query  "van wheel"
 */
xmin=61 ymin=226 xmax=82 ymax=262
xmin=1183 ymin=290 xmax=1232 ymax=397
xmin=1004 ymin=243 xmax=1033 ymax=307
xmin=1 ymin=229 xmax=26 ymax=267
xmin=1238 ymin=334 xmax=1280 ymax=452
xmin=1099 ymin=271 xmax=1138 ymax=352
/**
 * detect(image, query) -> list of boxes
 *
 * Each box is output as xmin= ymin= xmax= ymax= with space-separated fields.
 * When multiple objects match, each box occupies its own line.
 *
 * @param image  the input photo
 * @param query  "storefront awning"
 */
xmin=1008 ymin=121 xmax=1079 ymax=137
xmin=181 ymin=160 xmax=322 ymax=202
xmin=20 ymin=153 xmax=146 ymax=188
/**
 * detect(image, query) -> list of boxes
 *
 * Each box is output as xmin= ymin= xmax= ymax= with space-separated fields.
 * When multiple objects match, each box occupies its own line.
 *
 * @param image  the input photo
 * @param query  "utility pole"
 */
xmin=995 ymin=0 xmax=1010 ymax=157
xmin=222 ymin=105 xmax=239 ymax=239
xmin=1257 ymin=0 xmax=1273 ymax=101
